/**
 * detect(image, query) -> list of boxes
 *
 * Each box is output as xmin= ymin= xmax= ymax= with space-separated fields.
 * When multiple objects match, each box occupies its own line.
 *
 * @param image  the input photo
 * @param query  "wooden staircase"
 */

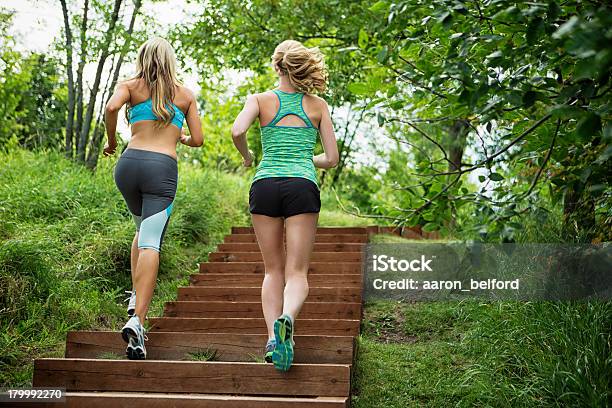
xmin=31 ymin=226 xmax=384 ymax=407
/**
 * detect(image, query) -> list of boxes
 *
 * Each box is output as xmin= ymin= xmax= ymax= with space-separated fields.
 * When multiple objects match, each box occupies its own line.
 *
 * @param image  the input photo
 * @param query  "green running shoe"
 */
xmin=272 ymin=314 xmax=294 ymax=371
xmin=264 ymin=339 xmax=276 ymax=363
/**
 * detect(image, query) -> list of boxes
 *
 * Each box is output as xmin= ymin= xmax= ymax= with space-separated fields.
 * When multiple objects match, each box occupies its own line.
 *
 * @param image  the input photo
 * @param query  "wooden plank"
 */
xmin=232 ymin=226 xmax=368 ymax=235
xmin=34 ymin=392 xmax=348 ymax=408
xmin=177 ymin=286 xmax=362 ymax=303
xmin=225 ymin=234 xmax=367 ymax=243
xmin=217 ymin=243 xmax=365 ymax=253
xmin=209 ymin=251 xmax=363 ymax=263
xmin=164 ymin=301 xmax=361 ymax=320
xmin=189 ymin=274 xmax=362 ymax=288
xmin=65 ymin=331 xmax=355 ymax=364
xmin=32 ymin=359 xmax=351 ymax=397
xmin=199 ymin=262 xmax=362 ymax=275
xmin=148 ymin=317 xmax=360 ymax=336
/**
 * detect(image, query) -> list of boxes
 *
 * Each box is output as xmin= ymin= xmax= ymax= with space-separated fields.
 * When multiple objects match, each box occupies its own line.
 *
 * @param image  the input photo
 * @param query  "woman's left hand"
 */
xmin=179 ymin=135 xmax=191 ymax=146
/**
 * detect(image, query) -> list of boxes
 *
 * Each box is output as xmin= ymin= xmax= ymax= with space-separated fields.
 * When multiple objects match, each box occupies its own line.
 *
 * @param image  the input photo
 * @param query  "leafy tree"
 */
xmin=178 ymin=0 xmax=611 ymax=242
xmin=15 ymin=54 xmax=68 ymax=149
xmin=0 ymin=10 xmax=27 ymax=147
xmin=351 ymin=0 xmax=611 ymax=242
xmin=0 ymin=12 xmax=65 ymax=150
xmin=58 ymin=0 xmax=143 ymax=168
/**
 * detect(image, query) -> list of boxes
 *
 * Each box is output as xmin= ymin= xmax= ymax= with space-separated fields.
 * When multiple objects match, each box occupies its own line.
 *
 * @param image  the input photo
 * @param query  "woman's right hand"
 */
xmin=103 ymin=140 xmax=117 ymax=156
xmin=243 ymin=150 xmax=254 ymax=167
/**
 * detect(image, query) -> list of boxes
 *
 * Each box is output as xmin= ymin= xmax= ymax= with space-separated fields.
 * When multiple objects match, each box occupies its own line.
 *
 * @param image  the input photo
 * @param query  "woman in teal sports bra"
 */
xmin=103 ymin=37 xmax=203 ymax=360
xmin=231 ymin=40 xmax=339 ymax=371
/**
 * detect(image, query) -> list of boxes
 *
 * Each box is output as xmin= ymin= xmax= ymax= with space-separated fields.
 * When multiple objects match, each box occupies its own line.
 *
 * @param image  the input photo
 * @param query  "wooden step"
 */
xmin=200 ymin=262 xmax=362 ymax=275
xmin=232 ymin=226 xmax=368 ymax=235
xmin=178 ymin=286 xmax=362 ymax=303
xmin=225 ymin=234 xmax=368 ymax=243
xmin=189 ymin=274 xmax=362 ymax=288
xmin=164 ymin=301 xmax=362 ymax=320
xmin=36 ymin=392 xmax=348 ymax=407
xmin=65 ymin=331 xmax=355 ymax=364
xmin=217 ymin=243 xmax=365 ymax=252
xmin=148 ymin=317 xmax=360 ymax=336
xmin=209 ymin=251 xmax=363 ymax=263
xmin=33 ymin=359 xmax=351 ymax=397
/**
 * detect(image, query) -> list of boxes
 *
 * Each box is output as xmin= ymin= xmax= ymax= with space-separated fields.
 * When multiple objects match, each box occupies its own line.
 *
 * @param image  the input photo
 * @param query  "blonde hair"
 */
xmin=128 ymin=37 xmax=181 ymax=128
xmin=272 ymin=40 xmax=327 ymax=94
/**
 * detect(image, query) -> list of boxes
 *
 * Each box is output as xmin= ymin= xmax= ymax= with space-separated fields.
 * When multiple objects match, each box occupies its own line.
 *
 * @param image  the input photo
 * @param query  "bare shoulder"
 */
xmin=177 ymin=85 xmax=196 ymax=102
xmin=304 ymin=94 xmax=329 ymax=111
xmin=114 ymin=79 xmax=131 ymax=93
xmin=305 ymin=93 xmax=327 ymax=104
xmin=246 ymin=92 xmax=275 ymax=107
xmin=120 ymin=78 xmax=142 ymax=91
xmin=252 ymin=91 xmax=274 ymax=101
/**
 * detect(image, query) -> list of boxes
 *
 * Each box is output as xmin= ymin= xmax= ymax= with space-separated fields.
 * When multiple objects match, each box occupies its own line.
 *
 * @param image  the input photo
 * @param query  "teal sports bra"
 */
xmin=128 ymin=99 xmax=185 ymax=129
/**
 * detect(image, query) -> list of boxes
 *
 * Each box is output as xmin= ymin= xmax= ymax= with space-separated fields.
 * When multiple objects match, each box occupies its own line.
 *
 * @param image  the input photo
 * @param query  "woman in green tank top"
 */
xmin=231 ymin=40 xmax=339 ymax=371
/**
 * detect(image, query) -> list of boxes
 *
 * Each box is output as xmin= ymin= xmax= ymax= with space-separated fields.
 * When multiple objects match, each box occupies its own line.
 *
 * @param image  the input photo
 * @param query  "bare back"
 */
xmin=125 ymin=78 xmax=192 ymax=158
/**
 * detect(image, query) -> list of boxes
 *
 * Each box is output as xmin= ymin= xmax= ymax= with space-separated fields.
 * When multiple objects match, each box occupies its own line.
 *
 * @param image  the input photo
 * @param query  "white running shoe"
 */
xmin=125 ymin=290 xmax=136 ymax=317
xmin=121 ymin=315 xmax=147 ymax=360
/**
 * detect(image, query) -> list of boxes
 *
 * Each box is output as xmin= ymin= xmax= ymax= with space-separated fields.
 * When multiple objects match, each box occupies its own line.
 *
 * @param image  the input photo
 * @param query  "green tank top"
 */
xmin=253 ymin=89 xmax=319 ymax=187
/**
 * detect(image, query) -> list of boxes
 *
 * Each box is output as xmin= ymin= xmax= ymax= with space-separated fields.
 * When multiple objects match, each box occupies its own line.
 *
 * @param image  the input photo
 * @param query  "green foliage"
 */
xmin=0 ymin=148 xmax=248 ymax=386
xmin=177 ymin=0 xmax=611 ymax=242
xmin=354 ymin=0 xmax=611 ymax=241
xmin=0 ymin=12 xmax=66 ymax=150
xmin=173 ymin=0 xmax=371 ymax=104
xmin=186 ymin=72 xmax=276 ymax=171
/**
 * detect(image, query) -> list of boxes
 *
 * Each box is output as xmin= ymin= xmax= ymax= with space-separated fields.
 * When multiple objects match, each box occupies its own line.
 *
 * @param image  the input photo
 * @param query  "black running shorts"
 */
xmin=249 ymin=177 xmax=321 ymax=218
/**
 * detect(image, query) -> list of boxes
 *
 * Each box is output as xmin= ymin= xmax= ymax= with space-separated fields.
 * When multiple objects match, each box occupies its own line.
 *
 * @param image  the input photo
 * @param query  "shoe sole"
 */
xmin=264 ymin=351 xmax=273 ymax=363
xmin=122 ymin=328 xmax=146 ymax=360
xmin=272 ymin=317 xmax=293 ymax=371
xmin=121 ymin=326 xmax=138 ymax=344
xmin=126 ymin=341 xmax=146 ymax=360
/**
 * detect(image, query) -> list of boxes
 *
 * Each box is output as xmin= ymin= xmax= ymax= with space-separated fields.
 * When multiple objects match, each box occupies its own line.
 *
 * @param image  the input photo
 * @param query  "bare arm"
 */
xmin=180 ymin=90 xmax=204 ymax=147
xmin=231 ymin=94 xmax=259 ymax=167
xmin=313 ymin=100 xmax=339 ymax=168
xmin=103 ymin=82 xmax=130 ymax=156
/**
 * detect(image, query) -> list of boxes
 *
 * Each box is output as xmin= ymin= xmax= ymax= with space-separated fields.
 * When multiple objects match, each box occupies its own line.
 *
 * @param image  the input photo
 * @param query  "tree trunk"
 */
xmin=563 ymin=182 xmax=596 ymax=241
xmin=74 ymin=0 xmax=89 ymax=144
xmin=85 ymin=120 xmax=105 ymax=169
xmin=447 ymin=119 xmax=468 ymax=173
xmin=85 ymin=0 xmax=142 ymax=170
xmin=59 ymin=0 xmax=75 ymax=158
xmin=446 ymin=119 xmax=469 ymax=229
xmin=77 ymin=0 xmax=123 ymax=163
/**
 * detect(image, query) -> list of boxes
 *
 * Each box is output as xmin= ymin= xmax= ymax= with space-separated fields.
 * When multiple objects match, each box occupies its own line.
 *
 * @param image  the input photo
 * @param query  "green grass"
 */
xmin=354 ymin=300 xmax=611 ymax=407
xmin=0 ymin=148 xmax=248 ymax=386
xmin=318 ymin=189 xmax=372 ymax=226
xmin=186 ymin=348 xmax=219 ymax=361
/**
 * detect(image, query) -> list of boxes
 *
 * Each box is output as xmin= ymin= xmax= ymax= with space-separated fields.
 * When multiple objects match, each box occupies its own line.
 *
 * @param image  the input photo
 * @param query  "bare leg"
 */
xmin=133 ymin=248 xmax=159 ymax=322
xmin=252 ymin=214 xmax=285 ymax=340
xmin=283 ymin=213 xmax=318 ymax=321
xmin=130 ymin=232 xmax=138 ymax=288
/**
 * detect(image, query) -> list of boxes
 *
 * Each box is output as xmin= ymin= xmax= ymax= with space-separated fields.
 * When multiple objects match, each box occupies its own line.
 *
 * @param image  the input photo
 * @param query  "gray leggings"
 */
xmin=114 ymin=148 xmax=178 ymax=252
